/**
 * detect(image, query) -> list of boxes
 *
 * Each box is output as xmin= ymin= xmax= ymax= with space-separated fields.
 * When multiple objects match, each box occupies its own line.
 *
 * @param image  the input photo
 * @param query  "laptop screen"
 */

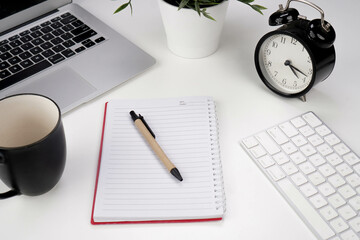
xmin=0 ymin=0 xmax=47 ymax=20
xmin=0 ymin=0 xmax=70 ymax=34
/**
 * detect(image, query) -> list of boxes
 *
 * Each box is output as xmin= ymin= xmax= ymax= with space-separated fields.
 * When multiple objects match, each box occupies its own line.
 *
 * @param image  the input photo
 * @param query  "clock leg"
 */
xmin=299 ymin=95 xmax=307 ymax=102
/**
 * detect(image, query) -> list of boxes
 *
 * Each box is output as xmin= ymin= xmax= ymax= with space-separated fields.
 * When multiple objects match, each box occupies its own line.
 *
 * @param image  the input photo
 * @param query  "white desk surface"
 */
xmin=1 ymin=0 xmax=360 ymax=239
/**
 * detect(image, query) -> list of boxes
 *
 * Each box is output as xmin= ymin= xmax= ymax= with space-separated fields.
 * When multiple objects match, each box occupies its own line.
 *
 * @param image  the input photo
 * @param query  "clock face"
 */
xmin=257 ymin=33 xmax=314 ymax=94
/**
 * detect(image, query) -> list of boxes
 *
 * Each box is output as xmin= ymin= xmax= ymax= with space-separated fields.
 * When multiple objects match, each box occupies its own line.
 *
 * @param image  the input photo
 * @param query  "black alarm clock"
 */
xmin=254 ymin=0 xmax=336 ymax=101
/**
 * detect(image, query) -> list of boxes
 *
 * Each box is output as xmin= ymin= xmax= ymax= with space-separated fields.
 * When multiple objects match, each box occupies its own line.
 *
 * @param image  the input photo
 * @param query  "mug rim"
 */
xmin=0 ymin=93 xmax=61 ymax=150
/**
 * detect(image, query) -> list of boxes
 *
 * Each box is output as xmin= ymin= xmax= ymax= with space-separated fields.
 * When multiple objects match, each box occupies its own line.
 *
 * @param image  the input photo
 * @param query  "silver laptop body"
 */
xmin=0 ymin=0 xmax=156 ymax=113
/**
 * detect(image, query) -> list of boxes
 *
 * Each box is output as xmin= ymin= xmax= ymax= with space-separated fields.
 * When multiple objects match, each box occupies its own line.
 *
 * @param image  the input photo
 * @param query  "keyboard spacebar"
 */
xmin=0 ymin=60 xmax=52 ymax=90
xmin=277 ymin=179 xmax=335 ymax=239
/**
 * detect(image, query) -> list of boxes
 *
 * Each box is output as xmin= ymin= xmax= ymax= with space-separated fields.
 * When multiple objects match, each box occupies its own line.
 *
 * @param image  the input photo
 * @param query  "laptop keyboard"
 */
xmin=0 ymin=12 xmax=105 ymax=91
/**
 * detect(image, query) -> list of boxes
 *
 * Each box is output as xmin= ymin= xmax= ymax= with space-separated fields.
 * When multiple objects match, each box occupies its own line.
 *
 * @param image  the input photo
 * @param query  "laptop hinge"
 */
xmin=0 ymin=9 xmax=59 ymax=37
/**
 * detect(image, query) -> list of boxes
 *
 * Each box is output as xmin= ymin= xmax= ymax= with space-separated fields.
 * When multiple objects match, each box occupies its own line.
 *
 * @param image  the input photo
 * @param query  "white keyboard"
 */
xmin=241 ymin=112 xmax=360 ymax=240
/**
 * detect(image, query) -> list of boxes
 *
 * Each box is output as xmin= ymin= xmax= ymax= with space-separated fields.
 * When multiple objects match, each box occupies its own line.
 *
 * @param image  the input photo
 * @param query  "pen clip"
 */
xmin=138 ymin=114 xmax=156 ymax=139
xmin=130 ymin=110 xmax=156 ymax=139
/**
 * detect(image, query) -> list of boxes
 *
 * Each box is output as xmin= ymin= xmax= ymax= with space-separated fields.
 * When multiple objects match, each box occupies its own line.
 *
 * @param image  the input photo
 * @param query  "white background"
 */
xmin=1 ymin=0 xmax=360 ymax=239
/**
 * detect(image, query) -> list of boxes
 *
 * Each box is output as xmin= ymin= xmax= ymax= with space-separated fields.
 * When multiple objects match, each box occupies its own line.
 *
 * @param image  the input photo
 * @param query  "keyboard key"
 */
xmin=249 ymin=145 xmax=266 ymax=158
xmin=317 ymin=143 xmax=333 ymax=156
xmin=19 ymin=35 xmax=33 ymax=43
xmin=340 ymin=230 xmax=359 ymax=240
xmin=19 ymin=30 xmax=30 ymax=36
xmin=9 ymin=40 xmax=22 ymax=48
xmin=8 ymin=56 xmax=21 ymax=65
xmin=308 ymin=134 xmax=324 ymax=147
xmin=336 ymin=163 xmax=353 ymax=177
xmin=299 ymin=161 xmax=316 ymax=175
xmin=8 ymin=64 xmax=22 ymax=73
xmin=63 ymin=40 xmax=75 ymax=48
xmin=349 ymin=196 xmax=360 ymax=211
xmin=40 ymin=42 xmax=54 ymax=50
xmin=255 ymin=132 xmax=280 ymax=155
xmin=291 ymin=134 xmax=307 ymax=147
xmin=52 ymin=45 xmax=65 ymax=53
xmin=349 ymin=217 xmax=360 ymax=233
xmin=346 ymin=174 xmax=360 ymax=188
xmin=343 ymin=153 xmax=360 ymax=166
xmin=326 ymin=153 xmax=343 ymax=166
xmin=0 ymin=60 xmax=51 ymax=90
xmin=30 ymin=25 xmax=41 ymax=32
xmin=32 ymin=38 xmax=45 ymax=46
xmin=0 ymin=39 xmax=9 ymax=46
xmin=282 ymin=162 xmax=298 ymax=175
xmin=95 ymin=37 xmax=105 ymax=43
xmin=0 ymin=52 xmax=12 ymax=61
xmin=0 ymin=44 xmax=11 ymax=53
xmin=50 ymin=22 xmax=63 ymax=29
xmin=40 ymin=21 xmax=51 ymax=27
xmin=40 ymin=26 xmax=53 ymax=34
xmin=72 ymin=20 xmax=84 ymax=28
xmin=242 ymin=136 xmax=258 ymax=148
xmin=48 ymin=54 xmax=65 ymax=64
xmin=272 ymin=152 xmax=289 ymax=165
xmin=338 ymin=205 xmax=356 ymax=220
xmin=299 ymin=125 xmax=315 ymax=137
xmin=0 ymin=69 xmax=11 ymax=79
xmin=60 ymin=15 xmax=77 ymax=25
xmin=42 ymin=33 xmax=55 ymax=41
xmin=281 ymin=142 xmax=297 ymax=155
xmin=318 ymin=182 xmax=335 ymax=197
xmin=324 ymin=134 xmax=341 ymax=146
xmin=257 ymin=155 xmax=275 ymax=168
xmin=267 ymin=126 xmax=288 ymax=144
xmin=30 ymin=47 xmax=43 ymax=55
xmin=309 ymin=194 xmax=327 ymax=209
xmin=267 ymin=165 xmax=286 ymax=181
xmin=19 ymin=59 xmax=34 ymax=68
xmin=83 ymin=40 xmax=95 ymax=48
xmin=0 ymin=61 xmax=10 ymax=70
xmin=19 ymin=52 xmax=32 ymax=60
xmin=330 ymin=217 xmax=349 ymax=234
xmin=50 ymin=37 xmax=63 ymax=45
xmin=328 ymin=174 xmax=346 ymax=188
xmin=30 ymin=30 xmax=43 ymax=39
xmin=31 ymin=54 xmax=44 ymax=63
xmin=309 ymin=153 xmax=326 ymax=167
xmin=300 ymin=144 xmax=316 ymax=157
xmin=51 ymin=16 xmax=61 ymax=22
xmin=291 ymin=117 xmax=306 ymax=128
xmin=60 ymin=33 xmax=73 ymax=41
xmin=10 ymin=47 xmax=23 ymax=55
xmin=71 ymin=25 xmax=90 ymax=36
xmin=315 ymin=125 xmax=331 ymax=137
xmin=75 ymin=46 xmax=86 ymax=53
xmin=328 ymin=193 xmax=346 ymax=209
xmin=308 ymin=172 xmax=325 ymax=186
xmin=291 ymin=172 xmax=307 ymax=186
xmin=319 ymin=163 xmax=336 ymax=177
xmin=338 ymin=185 xmax=356 ymax=199
xmin=42 ymin=49 xmax=55 ymax=58
xmin=62 ymin=24 xmax=75 ymax=32
xmin=73 ymin=30 xmax=97 ymax=43
xmin=20 ymin=42 xmax=34 ymax=51
xmin=303 ymin=112 xmax=322 ymax=127
xmin=8 ymin=35 xmax=19 ymax=41
xmin=279 ymin=122 xmax=298 ymax=137
xmin=334 ymin=143 xmax=350 ymax=156
xmin=290 ymin=151 xmax=306 ymax=165
xmin=320 ymin=205 xmax=338 ymax=221
xmin=52 ymin=29 xmax=65 ymax=37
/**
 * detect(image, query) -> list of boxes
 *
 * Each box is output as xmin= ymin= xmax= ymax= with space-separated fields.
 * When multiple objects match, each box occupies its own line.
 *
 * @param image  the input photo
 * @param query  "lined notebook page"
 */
xmin=92 ymin=96 xmax=225 ymax=222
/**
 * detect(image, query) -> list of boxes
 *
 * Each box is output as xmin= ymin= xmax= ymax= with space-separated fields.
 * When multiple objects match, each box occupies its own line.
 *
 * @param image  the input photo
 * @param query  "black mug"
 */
xmin=0 ymin=94 xmax=66 ymax=199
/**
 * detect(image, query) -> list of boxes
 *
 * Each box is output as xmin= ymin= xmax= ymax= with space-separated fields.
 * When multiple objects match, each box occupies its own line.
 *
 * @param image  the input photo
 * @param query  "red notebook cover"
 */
xmin=91 ymin=102 xmax=223 ymax=225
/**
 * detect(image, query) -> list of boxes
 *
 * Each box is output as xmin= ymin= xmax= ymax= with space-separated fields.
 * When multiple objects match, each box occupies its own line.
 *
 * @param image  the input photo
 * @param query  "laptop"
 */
xmin=0 ymin=0 xmax=156 ymax=113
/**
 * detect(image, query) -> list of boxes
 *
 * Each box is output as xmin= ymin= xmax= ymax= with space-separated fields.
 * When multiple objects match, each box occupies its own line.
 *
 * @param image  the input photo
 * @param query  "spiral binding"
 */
xmin=207 ymin=98 xmax=226 ymax=213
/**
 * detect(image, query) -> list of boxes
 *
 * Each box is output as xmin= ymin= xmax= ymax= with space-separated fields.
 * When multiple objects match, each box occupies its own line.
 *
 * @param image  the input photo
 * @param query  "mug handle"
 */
xmin=0 ymin=152 xmax=20 ymax=199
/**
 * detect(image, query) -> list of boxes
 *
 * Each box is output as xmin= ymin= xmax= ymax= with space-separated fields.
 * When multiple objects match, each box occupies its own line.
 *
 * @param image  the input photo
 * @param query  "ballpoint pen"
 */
xmin=129 ymin=110 xmax=183 ymax=182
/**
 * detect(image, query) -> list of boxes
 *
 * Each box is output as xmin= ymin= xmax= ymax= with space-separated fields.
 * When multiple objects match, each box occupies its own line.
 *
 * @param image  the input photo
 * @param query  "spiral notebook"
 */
xmin=91 ymin=96 xmax=225 ymax=224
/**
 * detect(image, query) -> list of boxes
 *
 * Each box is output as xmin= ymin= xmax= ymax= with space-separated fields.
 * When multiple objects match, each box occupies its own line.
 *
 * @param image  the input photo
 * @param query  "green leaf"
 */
xmin=250 ymin=4 xmax=267 ymax=14
xmin=113 ymin=2 xmax=130 ymax=14
xmin=178 ymin=0 xmax=190 ymax=10
xmin=202 ymin=9 xmax=215 ymax=21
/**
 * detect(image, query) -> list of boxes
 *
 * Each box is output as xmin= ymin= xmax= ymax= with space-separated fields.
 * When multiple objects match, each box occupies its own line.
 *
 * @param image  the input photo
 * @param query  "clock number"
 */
xmin=274 ymin=71 xmax=278 ymax=77
xmin=293 ymin=81 xmax=297 ymax=87
xmin=266 ymin=49 xmax=271 ymax=55
xmin=267 ymin=61 xmax=272 ymax=67
xmin=308 ymin=68 xmax=313 ymax=75
xmin=280 ymin=37 xmax=286 ymax=44
xmin=272 ymin=41 xmax=278 ymax=48
xmin=282 ymin=79 xmax=287 ymax=85
xmin=307 ymin=56 xmax=311 ymax=63
xmin=302 ymin=77 xmax=307 ymax=83
xmin=291 ymin=38 xmax=298 ymax=45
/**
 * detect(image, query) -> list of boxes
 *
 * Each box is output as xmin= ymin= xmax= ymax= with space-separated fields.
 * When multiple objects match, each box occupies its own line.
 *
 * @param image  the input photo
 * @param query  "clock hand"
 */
xmin=289 ymin=64 xmax=308 ymax=77
xmin=284 ymin=60 xmax=299 ymax=78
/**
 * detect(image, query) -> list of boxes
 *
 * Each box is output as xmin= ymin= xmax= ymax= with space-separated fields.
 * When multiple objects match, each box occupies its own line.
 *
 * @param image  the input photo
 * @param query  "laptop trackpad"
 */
xmin=9 ymin=67 xmax=97 ymax=111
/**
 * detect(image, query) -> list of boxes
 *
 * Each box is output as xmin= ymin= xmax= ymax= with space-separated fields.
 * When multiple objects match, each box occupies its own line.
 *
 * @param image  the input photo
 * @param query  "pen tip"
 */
xmin=170 ymin=168 xmax=183 ymax=182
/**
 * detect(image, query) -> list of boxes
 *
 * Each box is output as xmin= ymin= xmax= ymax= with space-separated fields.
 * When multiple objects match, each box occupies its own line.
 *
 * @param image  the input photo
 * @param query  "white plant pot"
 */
xmin=158 ymin=0 xmax=229 ymax=58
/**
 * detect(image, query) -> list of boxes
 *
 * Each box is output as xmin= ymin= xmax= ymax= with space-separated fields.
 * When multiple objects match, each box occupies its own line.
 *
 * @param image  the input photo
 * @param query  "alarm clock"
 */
xmin=254 ymin=0 xmax=336 ymax=101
